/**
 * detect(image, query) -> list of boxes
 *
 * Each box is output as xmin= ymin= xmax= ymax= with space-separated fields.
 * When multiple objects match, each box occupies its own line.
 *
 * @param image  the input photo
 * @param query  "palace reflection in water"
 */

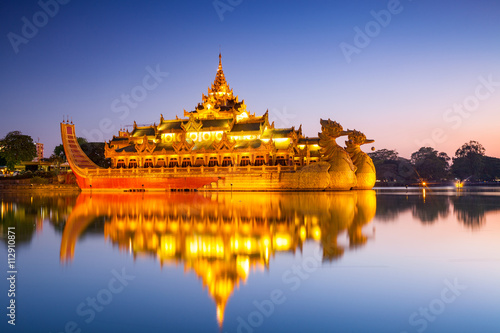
xmin=59 ymin=191 xmax=376 ymax=327
xmin=1 ymin=189 xmax=499 ymax=332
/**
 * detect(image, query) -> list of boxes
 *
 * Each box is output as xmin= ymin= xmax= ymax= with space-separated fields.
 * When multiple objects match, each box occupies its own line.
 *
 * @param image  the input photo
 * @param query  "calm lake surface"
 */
xmin=1 ymin=188 xmax=499 ymax=333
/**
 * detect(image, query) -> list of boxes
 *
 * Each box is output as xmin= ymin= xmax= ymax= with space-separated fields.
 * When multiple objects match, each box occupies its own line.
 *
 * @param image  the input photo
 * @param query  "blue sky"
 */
xmin=1 ymin=0 xmax=499 ymax=158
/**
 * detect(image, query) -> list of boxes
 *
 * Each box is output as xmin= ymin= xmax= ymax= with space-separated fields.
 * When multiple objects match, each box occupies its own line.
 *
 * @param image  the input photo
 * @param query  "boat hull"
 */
xmin=73 ymin=172 xmax=220 ymax=192
xmin=72 ymin=167 xmax=357 ymax=192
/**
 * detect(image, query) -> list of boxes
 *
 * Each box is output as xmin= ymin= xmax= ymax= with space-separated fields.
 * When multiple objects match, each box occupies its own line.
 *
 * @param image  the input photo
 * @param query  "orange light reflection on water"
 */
xmin=60 ymin=191 xmax=377 ymax=328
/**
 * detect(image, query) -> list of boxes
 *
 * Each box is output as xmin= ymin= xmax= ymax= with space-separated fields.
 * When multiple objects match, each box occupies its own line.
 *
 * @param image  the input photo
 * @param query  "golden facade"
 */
xmin=105 ymin=54 xmax=321 ymax=170
xmin=62 ymin=54 xmax=375 ymax=191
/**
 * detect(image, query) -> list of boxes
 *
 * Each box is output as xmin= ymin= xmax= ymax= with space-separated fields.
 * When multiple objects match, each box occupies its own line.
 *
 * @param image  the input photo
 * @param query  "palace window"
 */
xmin=129 ymin=159 xmax=138 ymax=168
xmin=156 ymin=158 xmax=166 ymax=167
xmin=116 ymin=159 xmax=126 ymax=168
xmin=144 ymin=158 xmax=153 ymax=168
xmin=168 ymin=158 xmax=179 ymax=168
xmin=222 ymin=156 xmax=233 ymax=167
xmin=240 ymin=156 xmax=251 ymax=166
xmin=182 ymin=158 xmax=192 ymax=167
xmin=255 ymin=155 xmax=265 ymax=166
xmin=194 ymin=157 xmax=205 ymax=167
xmin=208 ymin=156 xmax=218 ymax=167
xmin=276 ymin=156 xmax=287 ymax=166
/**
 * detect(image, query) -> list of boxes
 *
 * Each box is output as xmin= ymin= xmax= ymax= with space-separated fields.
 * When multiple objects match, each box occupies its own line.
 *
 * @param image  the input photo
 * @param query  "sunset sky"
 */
xmin=1 ymin=0 xmax=499 ymax=159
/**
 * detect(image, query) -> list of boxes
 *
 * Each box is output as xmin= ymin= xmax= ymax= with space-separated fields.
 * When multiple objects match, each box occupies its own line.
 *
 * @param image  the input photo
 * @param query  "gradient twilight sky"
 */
xmin=1 ymin=0 xmax=499 ymax=159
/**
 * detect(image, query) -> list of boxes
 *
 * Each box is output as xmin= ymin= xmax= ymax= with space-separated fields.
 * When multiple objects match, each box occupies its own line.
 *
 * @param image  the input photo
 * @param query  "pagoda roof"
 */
xmin=272 ymin=128 xmax=295 ymax=134
xmin=110 ymin=136 xmax=128 ymax=142
xmin=230 ymin=122 xmax=262 ymax=133
xmin=198 ymin=118 xmax=232 ymax=130
xmin=263 ymin=128 xmax=296 ymax=139
xmin=193 ymin=140 xmax=215 ymax=151
xmin=157 ymin=118 xmax=233 ymax=132
xmin=298 ymin=138 xmax=319 ymax=144
xmin=105 ymin=54 xmax=319 ymax=159
xmin=219 ymin=103 xmax=243 ymax=112
xmin=158 ymin=120 xmax=183 ymax=131
xmin=131 ymin=127 xmax=155 ymax=137
xmin=181 ymin=53 xmax=250 ymax=119
xmin=234 ymin=139 xmax=262 ymax=149
xmin=210 ymin=53 xmax=231 ymax=96
xmin=154 ymin=143 xmax=174 ymax=152
xmin=115 ymin=145 xmax=137 ymax=153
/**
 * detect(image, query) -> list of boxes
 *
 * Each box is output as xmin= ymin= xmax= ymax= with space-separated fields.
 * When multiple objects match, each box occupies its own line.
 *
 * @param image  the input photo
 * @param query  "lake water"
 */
xmin=1 ymin=188 xmax=499 ymax=333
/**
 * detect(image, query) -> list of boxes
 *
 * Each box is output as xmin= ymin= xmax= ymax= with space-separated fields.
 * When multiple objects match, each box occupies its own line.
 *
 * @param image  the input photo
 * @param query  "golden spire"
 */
xmin=210 ymin=52 xmax=231 ymax=95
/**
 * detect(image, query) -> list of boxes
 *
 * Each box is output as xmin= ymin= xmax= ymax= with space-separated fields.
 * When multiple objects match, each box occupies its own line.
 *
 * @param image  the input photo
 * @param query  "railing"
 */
xmin=84 ymin=164 xmax=299 ymax=177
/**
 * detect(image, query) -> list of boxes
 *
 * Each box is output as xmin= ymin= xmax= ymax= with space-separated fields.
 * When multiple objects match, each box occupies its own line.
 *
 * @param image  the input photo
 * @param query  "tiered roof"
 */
xmin=107 ymin=53 xmax=311 ymax=155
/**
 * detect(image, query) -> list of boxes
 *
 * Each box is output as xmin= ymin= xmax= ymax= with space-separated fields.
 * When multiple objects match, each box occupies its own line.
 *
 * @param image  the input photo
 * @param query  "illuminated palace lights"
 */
xmin=60 ymin=192 xmax=376 ymax=328
xmin=104 ymin=53 xmax=321 ymax=169
xmin=61 ymin=53 xmax=375 ymax=191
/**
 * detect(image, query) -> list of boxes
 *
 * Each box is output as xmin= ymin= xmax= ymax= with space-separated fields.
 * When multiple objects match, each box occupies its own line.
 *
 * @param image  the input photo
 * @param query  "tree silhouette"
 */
xmin=452 ymin=141 xmax=486 ymax=180
xmin=411 ymin=147 xmax=450 ymax=181
xmin=0 ymin=131 xmax=36 ymax=170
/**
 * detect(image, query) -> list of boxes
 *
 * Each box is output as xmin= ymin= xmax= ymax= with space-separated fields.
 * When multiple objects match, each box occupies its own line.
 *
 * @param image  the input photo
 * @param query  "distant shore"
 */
xmin=1 ymin=179 xmax=498 ymax=193
xmin=374 ymin=181 xmax=500 ymax=188
xmin=0 ymin=179 xmax=80 ymax=193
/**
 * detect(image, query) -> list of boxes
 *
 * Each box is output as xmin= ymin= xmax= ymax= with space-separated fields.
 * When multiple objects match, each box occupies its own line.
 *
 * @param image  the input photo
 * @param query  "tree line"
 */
xmin=0 ymin=131 xmax=109 ymax=171
xmin=369 ymin=140 xmax=500 ymax=184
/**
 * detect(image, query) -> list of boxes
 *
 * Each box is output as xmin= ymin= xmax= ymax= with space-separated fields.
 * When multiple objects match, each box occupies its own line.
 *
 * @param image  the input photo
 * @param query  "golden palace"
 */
xmin=60 ymin=54 xmax=376 ymax=191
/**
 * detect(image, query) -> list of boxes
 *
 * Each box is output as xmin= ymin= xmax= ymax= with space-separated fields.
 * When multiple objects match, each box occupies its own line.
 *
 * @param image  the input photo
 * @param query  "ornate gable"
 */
xmin=135 ymin=135 xmax=156 ymax=153
xmin=104 ymin=142 xmax=114 ymax=158
xmin=172 ymin=132 xmax=195 ymax=153
xmin=262 ymin=137 xmax=276 ymax=152
xmin=262 ymin=110 xmax=272 ymax=129
xmin=287 ymin=127 xmax=299 ymax=145
xmin=181 ymin=115 xmax=203 ymax=132
xmin=212 ymin=132 xmax=236 ymax=151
